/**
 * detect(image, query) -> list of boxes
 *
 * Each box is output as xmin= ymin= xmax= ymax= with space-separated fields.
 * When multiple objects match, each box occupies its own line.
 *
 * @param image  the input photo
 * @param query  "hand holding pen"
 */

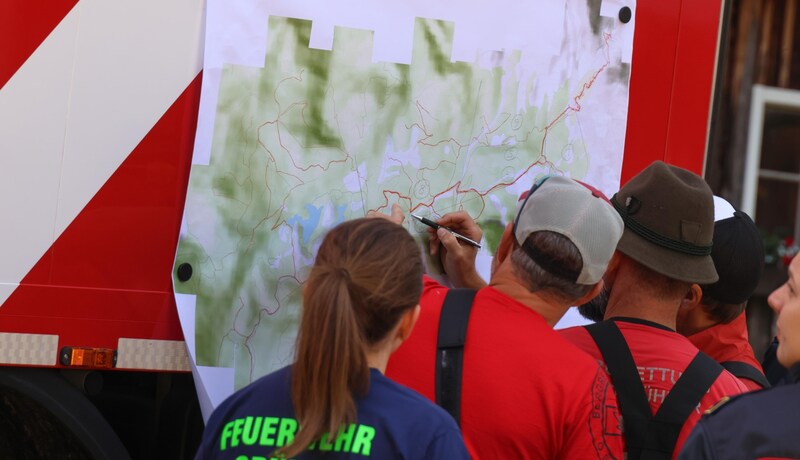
xmin=367 ymin=204 xmax=483 ymax=250
xmin=365 ymin=205 xmax=486 ymax=288
xmin=410 ymin=214 xmax=482 ymax=249
xmin=414 ymin=211 xmax=487 ymax=289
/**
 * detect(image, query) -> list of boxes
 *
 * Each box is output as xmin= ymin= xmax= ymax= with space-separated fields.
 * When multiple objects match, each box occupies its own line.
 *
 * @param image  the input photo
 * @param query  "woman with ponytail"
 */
xmin=195 ymin=218 xmax=468 ymax=460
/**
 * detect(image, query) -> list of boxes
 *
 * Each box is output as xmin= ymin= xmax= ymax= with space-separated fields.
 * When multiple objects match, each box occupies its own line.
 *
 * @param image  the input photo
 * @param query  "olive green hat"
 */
xmin=611 ymin=161 xmax=719 ymax=284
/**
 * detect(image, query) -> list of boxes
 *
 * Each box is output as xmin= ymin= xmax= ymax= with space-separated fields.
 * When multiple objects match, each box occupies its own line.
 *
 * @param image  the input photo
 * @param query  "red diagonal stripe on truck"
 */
xmin=0 ymin=0 xmax=79 ymax=90
xmin=0 ymin=73 xmax=202 ymax=350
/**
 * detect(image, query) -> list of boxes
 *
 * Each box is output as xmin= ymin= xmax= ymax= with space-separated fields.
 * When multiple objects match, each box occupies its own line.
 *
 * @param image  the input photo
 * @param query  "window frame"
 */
xmin=743 ymin=84 xmax=800 ymax=244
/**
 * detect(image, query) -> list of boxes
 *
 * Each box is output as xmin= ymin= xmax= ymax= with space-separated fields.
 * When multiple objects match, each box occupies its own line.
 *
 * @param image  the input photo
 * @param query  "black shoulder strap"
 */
xmin=435 ymin=288 xmax=477 ymax=425
xmin=585 ymin=321 xmax=653 ymax=459
xmin=585 ymin=321 xmax=724 ymax=460
xmin=721 ymin=360 xmax=770 ymax=389
xmin=647 ymin=351 xmax=723 ymax=456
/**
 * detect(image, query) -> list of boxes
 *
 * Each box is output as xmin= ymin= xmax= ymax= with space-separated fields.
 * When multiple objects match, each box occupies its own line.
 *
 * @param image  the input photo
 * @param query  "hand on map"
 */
xmin=429 ymin=212 xmax=487 ymax=290
xmin=366 ymin=203 xmax=405 ymax=225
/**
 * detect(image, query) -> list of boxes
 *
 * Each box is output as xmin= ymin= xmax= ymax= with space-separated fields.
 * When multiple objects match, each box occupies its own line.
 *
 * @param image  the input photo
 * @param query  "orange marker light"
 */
xmin=60 ymin=347 xmax=116 ymax=368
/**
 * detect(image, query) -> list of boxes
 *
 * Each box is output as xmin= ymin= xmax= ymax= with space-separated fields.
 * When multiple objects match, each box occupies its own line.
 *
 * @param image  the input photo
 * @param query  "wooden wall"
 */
xmin=707 ymin=0 xmax=800 ymax=358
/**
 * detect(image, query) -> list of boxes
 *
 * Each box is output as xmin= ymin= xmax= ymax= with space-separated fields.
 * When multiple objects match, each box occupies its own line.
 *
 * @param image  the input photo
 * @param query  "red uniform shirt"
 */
xmin=559 ymin=319 xmax=749 ymax=459
xmin=687 ymin=312 xmax=765 ymax=391
xmin=386 ymin=276 xmax=624 ymax=460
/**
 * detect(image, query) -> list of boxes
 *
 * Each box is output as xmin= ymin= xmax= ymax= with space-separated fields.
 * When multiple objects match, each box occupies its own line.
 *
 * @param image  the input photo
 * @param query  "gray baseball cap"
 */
xmin=513 ymin=175 xmax=624 ymax=285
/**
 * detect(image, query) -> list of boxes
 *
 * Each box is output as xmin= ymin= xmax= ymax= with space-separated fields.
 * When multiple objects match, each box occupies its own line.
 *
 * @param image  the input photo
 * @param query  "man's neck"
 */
xmin=488 ymin=263 xmax=567 ymax=327
xmin=679 ymin=308 xmax=718 ymax=336
xmin=603 ymin=268 xmax=681 ymax=331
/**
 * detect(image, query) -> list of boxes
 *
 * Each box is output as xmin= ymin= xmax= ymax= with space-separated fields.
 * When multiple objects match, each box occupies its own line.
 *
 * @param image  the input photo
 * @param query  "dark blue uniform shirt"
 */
xmin=194 ymin=365 xmax=469 ymax=460
xmin=678 ymin=364 xmax=800 ymax=460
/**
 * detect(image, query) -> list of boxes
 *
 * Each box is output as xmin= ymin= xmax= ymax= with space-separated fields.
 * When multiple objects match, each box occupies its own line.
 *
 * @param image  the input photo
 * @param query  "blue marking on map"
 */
xmin=336 ymin=204 xmax=347 ymax=223
xmin=287 ymin=204 xmax=322 ymax=245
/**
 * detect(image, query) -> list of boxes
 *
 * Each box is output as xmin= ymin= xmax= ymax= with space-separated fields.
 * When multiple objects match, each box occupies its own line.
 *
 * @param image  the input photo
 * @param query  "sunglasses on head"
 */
xmin=512 ymin=174 xmax=555 ymax=236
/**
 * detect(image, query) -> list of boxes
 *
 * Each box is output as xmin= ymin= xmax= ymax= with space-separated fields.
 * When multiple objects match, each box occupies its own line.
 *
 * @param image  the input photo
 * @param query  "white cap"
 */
xmin=513 ymin=175 xmax=624 ymax=285
xmin=713 ymin=195 xmax=736 ymax=222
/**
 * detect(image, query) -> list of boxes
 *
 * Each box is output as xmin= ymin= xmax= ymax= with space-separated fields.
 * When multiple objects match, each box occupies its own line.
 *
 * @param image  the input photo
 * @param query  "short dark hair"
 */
xmin=699 ymin=295 xmax=746 ymax=324
xmin=510 ymin=230 xmax=592 ymax=302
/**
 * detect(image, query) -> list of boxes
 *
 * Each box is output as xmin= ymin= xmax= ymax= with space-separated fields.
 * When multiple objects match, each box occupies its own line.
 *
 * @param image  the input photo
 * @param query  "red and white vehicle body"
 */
xmin=0 ymin=1 xmax=204 ymax=458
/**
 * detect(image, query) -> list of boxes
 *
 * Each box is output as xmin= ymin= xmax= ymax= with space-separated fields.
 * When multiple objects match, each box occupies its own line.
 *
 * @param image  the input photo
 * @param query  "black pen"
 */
xmin=410 ymin=213 xmax=482 ymax=249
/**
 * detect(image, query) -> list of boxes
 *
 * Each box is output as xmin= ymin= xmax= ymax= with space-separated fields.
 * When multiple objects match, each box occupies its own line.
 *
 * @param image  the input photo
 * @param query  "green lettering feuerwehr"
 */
xmin=242 ymin=416 xmax=263 ymax=445
xmin=318 ymin=432 xmax=334 ymax=451
xmin=276 ymin=417 xmax=297 ymax=446
xmin=333 ymin=423 xmax=356 ymax=452
xmin=352 ymin=424 xmax=376 ymax=456
xmin=259 ymin=417 xmax=279 ymax=446
xmin=219 ymin=416 xmax=375 ymax=456
xmin=221 ymin=420 xmax=235 ymax=450
xmin=232 ymin=418 xmax=245 ymax=447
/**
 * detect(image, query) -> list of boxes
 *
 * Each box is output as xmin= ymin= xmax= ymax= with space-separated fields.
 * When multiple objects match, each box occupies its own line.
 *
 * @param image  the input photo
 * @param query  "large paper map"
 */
xmin=175 ymin=0 xmax=635 ymax=413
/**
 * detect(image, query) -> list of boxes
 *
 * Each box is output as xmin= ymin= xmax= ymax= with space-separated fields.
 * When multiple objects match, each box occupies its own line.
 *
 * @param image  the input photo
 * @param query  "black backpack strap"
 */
xmin=644 ymin=351 xmax=722 ymax=458
xmin=585 ymin=321 xmax=653 ymax=459
xmin=585 ymin=323 xmax=724 ymax=460
xmin=435 ymin=288 xmax=477 ymax=425
xmin=721 ymin=360 xmax=770 ymax=389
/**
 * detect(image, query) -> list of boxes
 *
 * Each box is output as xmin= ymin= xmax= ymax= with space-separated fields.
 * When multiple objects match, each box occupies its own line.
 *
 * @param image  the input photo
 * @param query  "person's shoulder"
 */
xmin=240 ymin=364 xmax=292 ymax=395
xmin=707 ymin=383 xmax=799 ymax=419
xmin=422 ymin=275 xmax=446 ymax=292
xmin=208 ymin=366 xmax=292 ymax=421
xmin=373 ymin=371 xmax=446 ymax=411
xmin=532 ymin=326 xmax=606 ymax=378
xmin=685 ymin=384 xmax=800 ymax=458
xmin=557 ymin=324 xmax=590 ymax=340
xmin=369 ymin=372 xmax=468 ymax=457
xmin=371 ymin=371 xmax=458 ymax=425
xmin=711 ymin=368 xmax=750 ymax=394
xmin=419 ymin=275 xmax=451 ymax=312
xmin=613 ymin=318 xmax=684 ymax=339
xmin=614 ymin=319 xmax=701 ymax=356
xmin=555 ymin=324 xmax=602 ymax=361
xmin=697 ymin=383 xmax=798 ymax=442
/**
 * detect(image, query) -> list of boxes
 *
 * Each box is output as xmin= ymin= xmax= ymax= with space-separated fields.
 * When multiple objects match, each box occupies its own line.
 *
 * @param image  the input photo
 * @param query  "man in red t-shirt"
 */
xmin=381 ymin=176 xmax=626 ymax=459
xmin=577 ymin=195 xmax=768 ymax=391
xmin=677 ymin=196 xmax=767 ymax=391
xmin=560 ymin=162 xmax=748 ymax=459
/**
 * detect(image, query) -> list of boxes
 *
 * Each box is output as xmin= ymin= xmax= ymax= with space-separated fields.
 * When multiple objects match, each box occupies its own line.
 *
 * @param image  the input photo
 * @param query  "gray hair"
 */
xmin=510 ymin=230 xmax=593 ymax=302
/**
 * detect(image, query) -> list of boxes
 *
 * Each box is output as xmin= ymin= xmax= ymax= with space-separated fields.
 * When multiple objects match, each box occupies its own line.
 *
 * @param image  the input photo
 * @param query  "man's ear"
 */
xmin=606 ymin=252 xmax=622 ymax=278
xmin=494 ymin=223 xmax=516 ymax=264
xmin=676 ymin=284 xmax=705 ymax=335
xmin=575 ymin=279 xmax=605 ymax=307
xmin=392 ymin=305 xmax=421 ymax=352
xmin=683 ymin=284 xmax=703 ymax=308
xmin=681 ymin=284 xmax=703 ymax=312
